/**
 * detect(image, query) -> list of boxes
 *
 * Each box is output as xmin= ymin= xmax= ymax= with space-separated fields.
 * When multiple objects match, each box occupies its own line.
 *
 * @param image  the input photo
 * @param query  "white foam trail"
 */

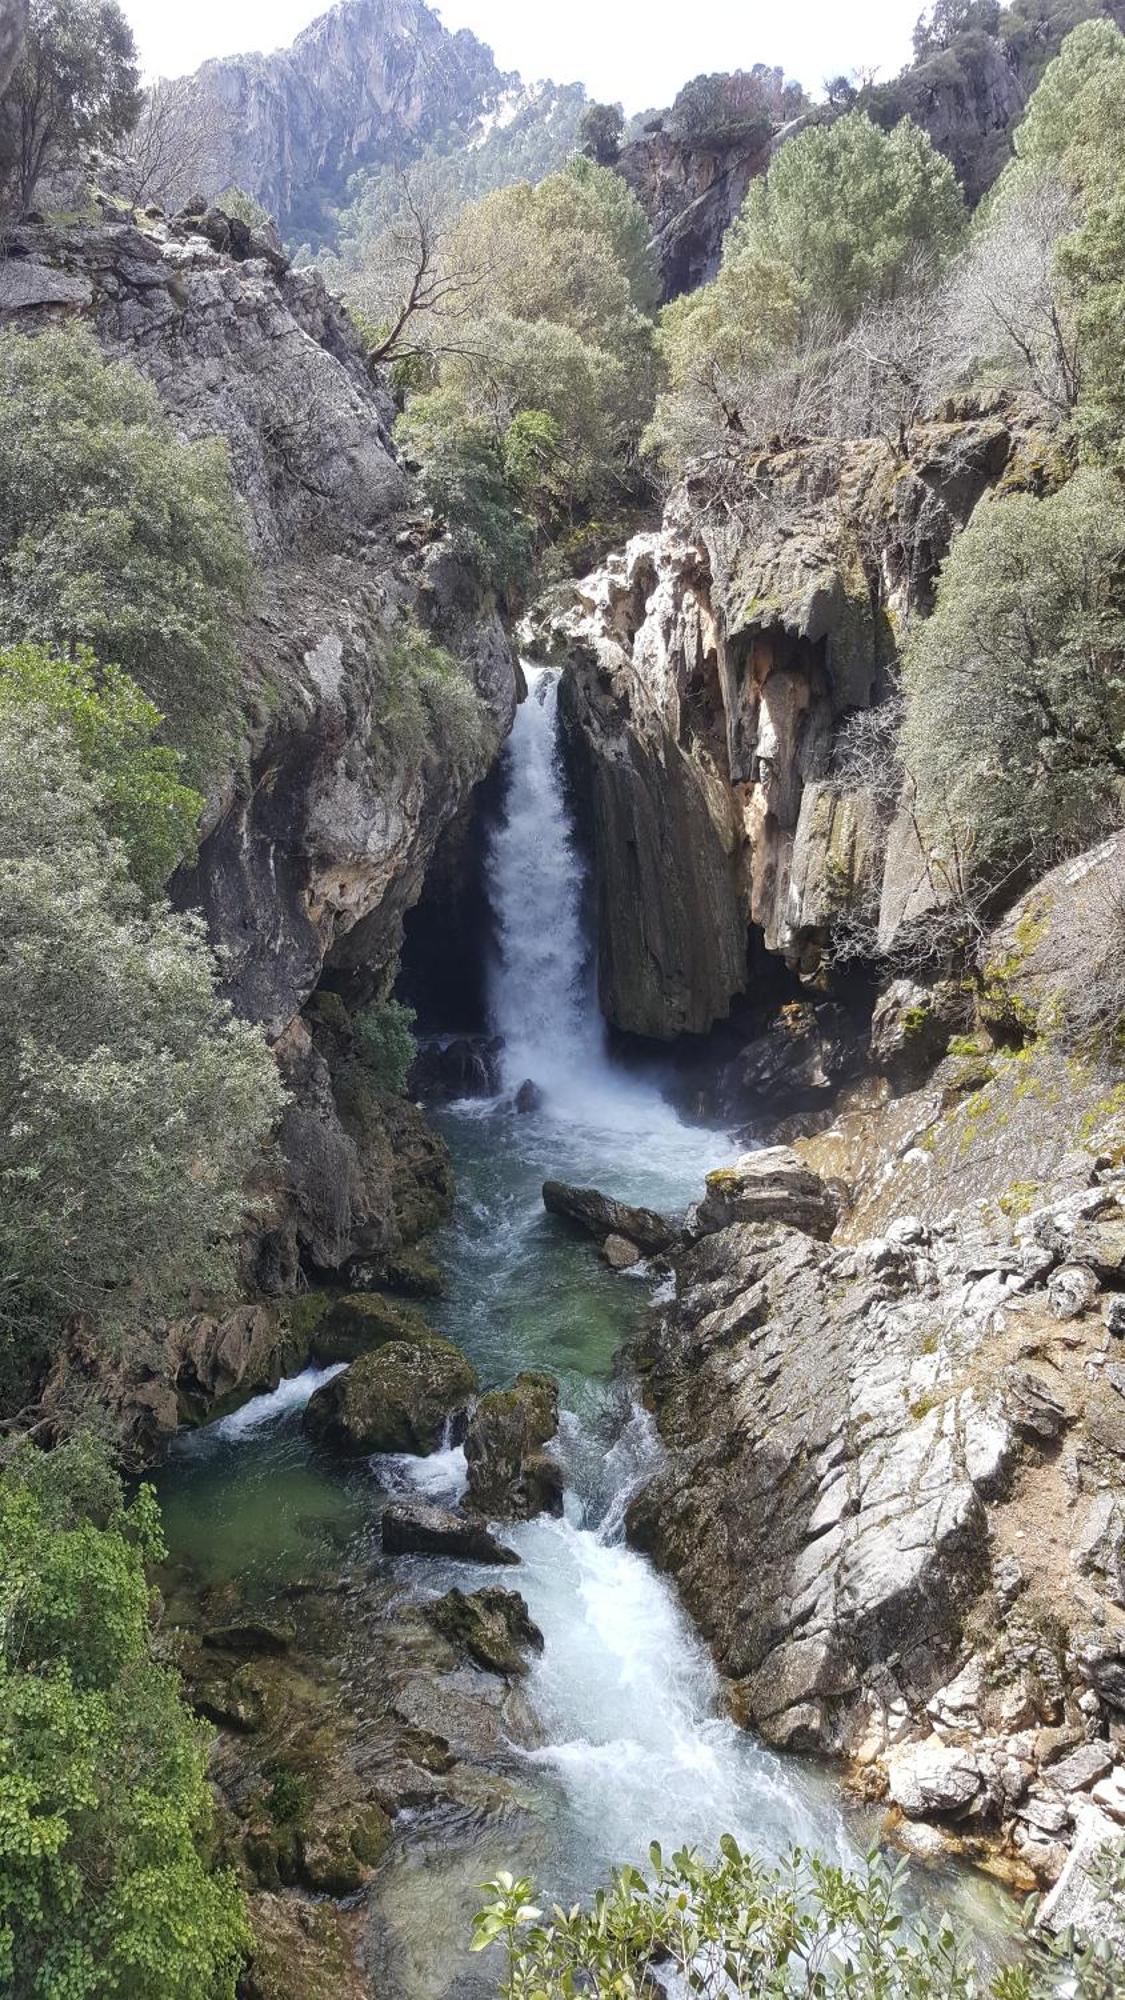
xmin=211 ymin=1364 xmax=345 ymax=1441
xmin=375 ymin=1441 xmax=469 ymax=1505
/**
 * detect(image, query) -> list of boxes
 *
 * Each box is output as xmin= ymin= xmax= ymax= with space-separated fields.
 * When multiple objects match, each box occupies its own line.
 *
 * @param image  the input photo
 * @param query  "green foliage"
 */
xmin=397 ymin=389 xmax=534 ymax=594
xmin=579 ymin=102 xmax=624 ymax=165
xmin=900 ymin=470 xmax=1125 ymax=884
xmin=404 ymin=157 xmax=659 ymax=531
xmin=352 ymin=999 xmax=417 ymax=1096
xmin=473 ymin=1838 xmax=1125 ymax=1998
xmin=2 ymin=0 xmax=141 ymax=212
xmin=370 ymin=612 xmax=490 ymax=772
xmin=0 ymin=323 xmax=251 ymax=788
xmin=0 ymin=643 xmax=200 ymax=895
xmin=0 ymin=705 xmax=284 ymax=1386
xmin=667 ymin=66 xmax=807 ymax=145
xmin=649 ymin=111 xmax=963 ymax=469
xmin=213 ymin=184 xmax=272 ymax=233
xmin=0 ymin=1437 xmax=251 ymax=1997
xmin=730 ymin=111 xmax=965 ymax=323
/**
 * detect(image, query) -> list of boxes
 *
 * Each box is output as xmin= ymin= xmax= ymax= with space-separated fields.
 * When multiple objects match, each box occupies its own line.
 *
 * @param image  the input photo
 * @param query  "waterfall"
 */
xmin=486 ymin=663 xmax=604 ymax=1100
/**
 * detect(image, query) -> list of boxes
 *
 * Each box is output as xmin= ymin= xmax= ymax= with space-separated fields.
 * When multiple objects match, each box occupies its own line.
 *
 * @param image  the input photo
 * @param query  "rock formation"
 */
xmin=625 ymin=844 xmax=1125 ymax=1886
xmin=541 ymin=404 xmax=1034 ymax=1039
xmin=0 ymin=202 xmax=518 ymax=1448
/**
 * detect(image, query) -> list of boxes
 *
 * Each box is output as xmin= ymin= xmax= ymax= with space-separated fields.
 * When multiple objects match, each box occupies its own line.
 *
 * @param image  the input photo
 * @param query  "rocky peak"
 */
xmin=191 ymin=0 xmax=517 ymax=232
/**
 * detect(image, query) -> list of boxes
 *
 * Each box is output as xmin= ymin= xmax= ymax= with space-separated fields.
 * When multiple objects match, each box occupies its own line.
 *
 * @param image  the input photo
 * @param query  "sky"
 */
xmin=119 ymin=0 xmax=919 ymax=107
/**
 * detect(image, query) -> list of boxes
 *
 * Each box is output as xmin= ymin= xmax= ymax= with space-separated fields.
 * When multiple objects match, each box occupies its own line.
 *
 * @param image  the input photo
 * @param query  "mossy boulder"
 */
xmin=424 ymin=1586 xmax=544 ymax=1677
xmin=307 ymin=1291 xmax=434 ymax=1364
xmin=303 ymin=1333 xmax=477 ymax=1454
xmin=465 ymin=1371 xmax=562 ymax=1520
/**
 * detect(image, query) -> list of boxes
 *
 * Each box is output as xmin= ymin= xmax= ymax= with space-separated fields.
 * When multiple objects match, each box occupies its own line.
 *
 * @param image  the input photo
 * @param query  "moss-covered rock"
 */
xmin=464 ymin=1372 xmax=562 ymax=1520
xmin=307 ymin=1291 xmax=434 ymax=1364
xmin=424 ymin=1586 xmax=544 ymax=1677
xmin=302 ymin=1333 xmax=477 ymax=1454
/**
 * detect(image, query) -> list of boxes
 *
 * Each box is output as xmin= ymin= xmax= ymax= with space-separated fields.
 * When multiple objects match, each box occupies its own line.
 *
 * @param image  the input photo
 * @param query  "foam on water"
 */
xmin=179 ymin=1363 xmax=346 ymax=1451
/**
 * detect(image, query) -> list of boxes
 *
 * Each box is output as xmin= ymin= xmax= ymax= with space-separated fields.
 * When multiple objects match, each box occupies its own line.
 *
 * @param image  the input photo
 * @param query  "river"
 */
xmin=157 ymin=667 xmax=1005 ymax=1992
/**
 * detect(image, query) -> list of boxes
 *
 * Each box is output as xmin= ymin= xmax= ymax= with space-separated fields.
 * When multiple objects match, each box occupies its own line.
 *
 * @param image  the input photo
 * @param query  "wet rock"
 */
xmin=514 ymin=1079 xmax=544 ymax=1114
xmin=424 ymin=1586 xmax=544 ymax=1677
xmin=303 ymin=1334 xmax=477 ymax=1454
xmin=689 ymin=1148 xmax=840 ymax=1240
xmin=542 ymin=1180 xmax=678 ymax=1255
xmin=308 ymin=1291 xmax=434 ymax=1364
xmin=887 ymin=1742 xmax=986 ymax=1819
xmin=202 ymin=1619 xmax=294 ymax=1656
xmin=465 ymin=1372 xmax=563 ymax=1521
xmin=602 ymin=1232 xmax=642 ymax=1270
xmin=345 ymin=1245 xmax=445 ymax=1299
xmin=410 ymin=1034 xmax=502 ymax=1102
xmin=192 ymin=1667 xmax=267 ymax=1733
xmin=381 ymin=1498 xmax=520 ymax=1565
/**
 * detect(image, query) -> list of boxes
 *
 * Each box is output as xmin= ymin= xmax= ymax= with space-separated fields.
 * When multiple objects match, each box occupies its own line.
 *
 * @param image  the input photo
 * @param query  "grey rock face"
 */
xmin=541 ymin=416 xmax=1020 ymax=1033
xmin=464 ymin=1372 xmax=563 ymax=1522
xmin=381 ymin=1499 xmax=520 ymax=1564
xmin=189 ymin=0 xmax=516 ymax=231
xmin=688 ymin=1148 xmax=840 ymax=1239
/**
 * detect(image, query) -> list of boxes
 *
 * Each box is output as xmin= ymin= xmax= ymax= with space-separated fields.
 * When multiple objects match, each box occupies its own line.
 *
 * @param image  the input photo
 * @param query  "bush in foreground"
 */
xmin=473 ymin=1837 xmax=1125 ymax=1997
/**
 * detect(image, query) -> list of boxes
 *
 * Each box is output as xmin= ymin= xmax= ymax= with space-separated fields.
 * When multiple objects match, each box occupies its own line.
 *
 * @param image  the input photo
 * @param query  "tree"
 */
xmin=941 ymin=167 xmax=1084 ymax=412
xmin=0 ymin=704 xmax=283 ymax=1398
xmin=110 ymin=74 xmax=234 ymax=212
xmin=648 ymin=112 xmax=964 ymax=468
xmin=0 ymin=643 xmax=201 ymax=896
xmin=900 ymin=471 xmax=1125 ymax=887
xmin=0 ymin=324 xmax=251 ymax=788
xmin=579 ymin=100 xmax=624 ymax=165
xmin=729 ymin=110 xmax=965 ymax=322
xmin=340 ymin=165 xmax=482 ymax=369
xmin=0 ymin=1436 xmax=252 ymax=1996
xmin=2 ymin=0 xmax=140 ymax=212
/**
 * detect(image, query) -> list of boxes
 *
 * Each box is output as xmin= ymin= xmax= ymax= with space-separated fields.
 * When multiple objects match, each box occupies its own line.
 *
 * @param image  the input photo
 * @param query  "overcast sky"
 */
xmin=119 ymin=0 xmax=919 ymax=107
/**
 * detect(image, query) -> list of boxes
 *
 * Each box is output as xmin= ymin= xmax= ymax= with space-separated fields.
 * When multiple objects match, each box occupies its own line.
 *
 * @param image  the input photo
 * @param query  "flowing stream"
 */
xmin=157 ymin=666 xmax=1006 ymax=1992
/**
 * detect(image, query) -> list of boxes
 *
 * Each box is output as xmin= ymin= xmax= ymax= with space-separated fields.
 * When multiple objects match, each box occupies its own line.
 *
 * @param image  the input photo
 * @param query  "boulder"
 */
xmin=602 ymin=1232 xmax=642 ymax=1270
xmin=514 ymin=1079 xmax=544 ymax=1114
xmin=465 ymin=1372 xmax=562 ymax=1520
xmin=380 ymin=1498 xmax=520 ymax=1565
xmin=345 ymin=1245 xmax=445 ymax=1299
xmin=869 ymin=980 xmax=953 ymax=1088
xmin=887 ymin=1742 xmax=986 ymax=1819
xmin=302 ymin=1334 xmax=477 ymax=1455
xmin=410 ymin=1034 xmax=502 ymax=1102
xmin=1048 ymin=1264 xmax=1100 ymax=1321
xmin=542 ymin=1180 xmax=678 ymax=1255
xmin=424 ymin=1586 xmax=544 ymax=1677
xmin=202 ymin=1619 xmax=293 ymax=1656
xmin=690 ymin=1148 xmax=840 ymax=1240
xmin=721 ymin=1001 xmax=862 ymax=1120
xmin=308 ymin=1291 xmax=434 ymax=1363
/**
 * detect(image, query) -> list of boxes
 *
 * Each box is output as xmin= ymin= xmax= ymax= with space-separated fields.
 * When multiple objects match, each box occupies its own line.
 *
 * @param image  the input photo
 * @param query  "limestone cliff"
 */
xmin=0 ymin=202 xmax=517 ymax=1448
xmin=625 ymin=838 xmax=1125 ymax=1885
xmin=538 ymin=403 xmax=1031 ymax=1040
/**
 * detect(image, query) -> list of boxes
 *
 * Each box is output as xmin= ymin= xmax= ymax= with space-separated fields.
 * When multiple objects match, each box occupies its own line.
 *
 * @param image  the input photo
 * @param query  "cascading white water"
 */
xmin=487 ymin=664 xmax=602 ymax=1097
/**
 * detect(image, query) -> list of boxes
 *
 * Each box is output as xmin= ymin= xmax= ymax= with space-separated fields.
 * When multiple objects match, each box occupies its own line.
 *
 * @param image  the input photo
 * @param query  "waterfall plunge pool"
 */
xmin=156 ymin=667 xmax=1015 ymax=1993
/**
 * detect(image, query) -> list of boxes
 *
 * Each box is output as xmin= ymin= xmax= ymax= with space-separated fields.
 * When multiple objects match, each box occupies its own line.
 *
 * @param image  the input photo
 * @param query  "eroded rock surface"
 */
xmin=464 ymin=1372 xmax=563 ymax=1521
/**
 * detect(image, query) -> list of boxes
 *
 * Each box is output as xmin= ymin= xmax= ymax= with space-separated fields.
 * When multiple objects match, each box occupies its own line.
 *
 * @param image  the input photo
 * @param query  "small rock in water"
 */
xmin=465 ymin=1372 xmax=563 ymax=1520
xmin=425 ymin=1585 xmax=544 ymax=1677
xmin=202 ymin=1619 xmax=294 ymax=1657
xmin=602 ymin=1232 xmax=641 ymax=1270
xmin=381 ymin=1498 xmax=520 ymax=1565
xmin=514 ymin=1079 xmax=543 ymax=1113
xmin=542 ymin=1179 xmax=678 ymax=1255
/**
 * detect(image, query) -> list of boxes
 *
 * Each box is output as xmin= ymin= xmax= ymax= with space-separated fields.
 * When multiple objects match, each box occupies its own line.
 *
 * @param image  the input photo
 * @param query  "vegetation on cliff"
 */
xmin=0 ymin=325 xmax=251 ymax=790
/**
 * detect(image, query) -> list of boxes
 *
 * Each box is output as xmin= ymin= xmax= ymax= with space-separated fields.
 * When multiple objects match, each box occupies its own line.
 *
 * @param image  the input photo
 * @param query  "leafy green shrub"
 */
xmin=0 ymin=705 xmax=283 ymax=1390
xmin=396 ymin=391 xmax=534 ymax=595
xmin=353 ymin=999 xmax=417 ymax=1095
xmin=371 ymin=615 xmax=490 ymax=774
xmin=214 ymin=185 xmax=273 ymax=234
xmin=0 ymin=642 xmax=201 ymax=895
xmin=0 ymin=1436 xmax=251 ymax=1997
xmin=0 ymin=324 xmax=251 ymax=788
xmin=900 ymin=469 xmax=1125 ymax=886
xmin=473 ymin=1836 xmax=1125 ymax=1998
